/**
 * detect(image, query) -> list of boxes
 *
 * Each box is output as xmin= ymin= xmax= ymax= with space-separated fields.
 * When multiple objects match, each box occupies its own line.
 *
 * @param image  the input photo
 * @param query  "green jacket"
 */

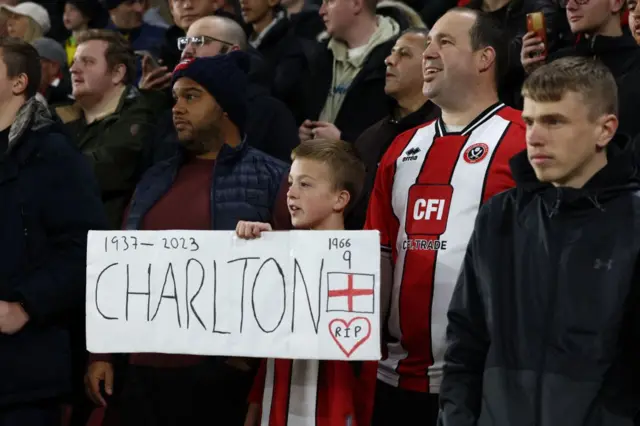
xmin=55 ymin=86 xmax=155 ymax=229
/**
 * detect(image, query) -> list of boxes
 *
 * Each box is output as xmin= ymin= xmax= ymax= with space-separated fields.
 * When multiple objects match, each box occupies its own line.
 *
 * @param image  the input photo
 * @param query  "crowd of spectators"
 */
xmin=1 ymin=0 xmax=640 ymax=424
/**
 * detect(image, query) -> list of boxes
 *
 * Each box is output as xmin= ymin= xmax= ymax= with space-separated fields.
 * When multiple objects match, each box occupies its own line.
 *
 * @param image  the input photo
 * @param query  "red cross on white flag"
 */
xmin=326 ymin=272 xmax=375 ymax=313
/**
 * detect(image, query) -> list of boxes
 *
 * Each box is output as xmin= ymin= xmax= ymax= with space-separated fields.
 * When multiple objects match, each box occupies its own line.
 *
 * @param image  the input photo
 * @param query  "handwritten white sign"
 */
xmin=86 ymin=230 xmax=381 ymax=361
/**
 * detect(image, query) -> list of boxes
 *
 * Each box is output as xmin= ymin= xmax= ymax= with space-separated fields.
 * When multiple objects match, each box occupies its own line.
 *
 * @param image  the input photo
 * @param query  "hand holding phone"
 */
xmin=135 ymin=51 xmax=173 ymax=91
xmin=135 ymin=50 xmax=160 ymax=71
xmin=526 ymin=12 xmax=547 ymax=58
xmin=521 ymin=12 xmax=548 ymax=74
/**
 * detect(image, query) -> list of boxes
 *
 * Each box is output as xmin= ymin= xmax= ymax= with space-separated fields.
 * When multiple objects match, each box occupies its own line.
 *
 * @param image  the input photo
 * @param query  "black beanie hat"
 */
xmin=172 ymin=52 xmax=251 ymax=134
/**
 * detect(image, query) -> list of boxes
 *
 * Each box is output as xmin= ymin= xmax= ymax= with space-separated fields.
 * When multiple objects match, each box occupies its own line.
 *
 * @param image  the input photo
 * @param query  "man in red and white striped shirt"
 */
xmin=365 ymin=8 xmax=526 ymax=425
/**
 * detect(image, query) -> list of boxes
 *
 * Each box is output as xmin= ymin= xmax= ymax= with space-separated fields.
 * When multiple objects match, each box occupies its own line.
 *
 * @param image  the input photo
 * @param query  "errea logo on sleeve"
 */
xmin=402 ymin=147 xmax=421 ymax=162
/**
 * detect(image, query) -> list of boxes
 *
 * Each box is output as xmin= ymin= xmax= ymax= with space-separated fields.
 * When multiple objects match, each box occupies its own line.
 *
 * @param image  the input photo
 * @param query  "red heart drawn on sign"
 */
xmin=328 ymin=317 xmax=372 ymax=358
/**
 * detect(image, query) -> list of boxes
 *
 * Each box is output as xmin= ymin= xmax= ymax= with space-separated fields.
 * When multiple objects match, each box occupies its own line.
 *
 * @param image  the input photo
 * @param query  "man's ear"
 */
xmin=612 ymin=0 xmax=625 ymax=14
xmin=111 ymin=63 xmax=127 ymax=85
xmin=334 ymin=189 xmax=351 ymax=212
xmin=351 ymin=0 xmax=366 ymax=14
xmin=477 ymin=46 xmax=496 ymax=74
xmin=595 ymin=113 xmax=619 ymax=151
xmin=11 ymin=73 xmax=28 ymax=97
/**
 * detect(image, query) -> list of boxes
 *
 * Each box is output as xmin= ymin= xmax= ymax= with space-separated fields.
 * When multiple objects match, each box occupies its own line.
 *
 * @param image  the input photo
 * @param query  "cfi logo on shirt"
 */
xmin=402 ymin=184 xmax=452 ymax=252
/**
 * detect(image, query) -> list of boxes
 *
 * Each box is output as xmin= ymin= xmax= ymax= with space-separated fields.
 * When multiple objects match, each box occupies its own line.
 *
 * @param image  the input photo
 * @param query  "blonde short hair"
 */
xmin=291 ymin=139 xmax=366 ymax=209
xmin=522 ymin=56 xmax=618 ymax=119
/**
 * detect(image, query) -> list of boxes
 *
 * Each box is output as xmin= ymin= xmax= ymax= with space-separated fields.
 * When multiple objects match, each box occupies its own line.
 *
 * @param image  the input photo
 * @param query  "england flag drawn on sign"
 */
xmin=326 ymin=272 xmax=376 ymax=314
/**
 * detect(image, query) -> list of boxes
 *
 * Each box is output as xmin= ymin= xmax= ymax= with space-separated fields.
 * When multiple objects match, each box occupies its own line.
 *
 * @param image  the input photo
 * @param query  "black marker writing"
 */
xmin=227 ymin=257 xmax=260 ymax=333
xmin=333 ymin=325 xmax=364 ymax=338
xmin=329 ymin=238 xmax=351 ymax=250
xmin=343 ymin=250 xmax=352 ymax=269
xmin=95 ymin=262 xmax=118 ymax=320
xmin=126 ymin=263 xmax=151 ymax=321
xmin=291 ymin=258 xmax=322 ymax=333
xmin=212 ymin=260 xmax=230 ymax=334
xmin=151 ymin=263 xmax=182 ymax=327
xmin=251 ymin=258 xmax=286 ymax=333
xmin=185 ymin=258 xmax=206 ymax=330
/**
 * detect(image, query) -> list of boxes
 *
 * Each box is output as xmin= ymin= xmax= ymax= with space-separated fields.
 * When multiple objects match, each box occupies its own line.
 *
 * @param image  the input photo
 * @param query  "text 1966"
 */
xmin=329 ymin=238 xmax=350 ymax=250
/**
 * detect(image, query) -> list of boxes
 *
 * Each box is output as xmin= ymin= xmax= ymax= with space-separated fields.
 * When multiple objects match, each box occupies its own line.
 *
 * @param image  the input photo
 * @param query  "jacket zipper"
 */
xmin=534 ymin=188 xmax=563 ymax=426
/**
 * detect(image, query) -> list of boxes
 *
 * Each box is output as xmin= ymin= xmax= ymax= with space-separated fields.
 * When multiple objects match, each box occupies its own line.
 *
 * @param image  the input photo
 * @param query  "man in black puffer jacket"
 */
xmin=440 ymin=57 xmax=640 ymax=426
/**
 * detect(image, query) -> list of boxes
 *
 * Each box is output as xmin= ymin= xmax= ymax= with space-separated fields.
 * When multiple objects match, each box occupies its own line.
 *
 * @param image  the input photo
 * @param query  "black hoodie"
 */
xmin=439 ymin=133 xmax=640 ymax=426
xmin=550 ymin=33 xmax=640 ymax=140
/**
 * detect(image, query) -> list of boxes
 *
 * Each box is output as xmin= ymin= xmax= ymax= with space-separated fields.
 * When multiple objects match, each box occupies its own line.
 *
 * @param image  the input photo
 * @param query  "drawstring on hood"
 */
xmin=587 ymin=195 xmax=605 ymax=212
xmin=547 ymin=188 xmax=562 ymax=218
xmin=546 ymin=191 xmax=605 ymax=218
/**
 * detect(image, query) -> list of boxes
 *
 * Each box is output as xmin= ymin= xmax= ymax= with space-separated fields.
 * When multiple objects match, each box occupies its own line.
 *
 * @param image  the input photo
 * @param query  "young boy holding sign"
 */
xmin=237 ymin=139 xmax=377 ymax=426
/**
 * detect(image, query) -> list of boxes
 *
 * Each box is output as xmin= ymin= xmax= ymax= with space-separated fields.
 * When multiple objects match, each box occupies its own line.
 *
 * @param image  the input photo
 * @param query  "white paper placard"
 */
xmin=86 ymin=230 xmax=381 ymax=361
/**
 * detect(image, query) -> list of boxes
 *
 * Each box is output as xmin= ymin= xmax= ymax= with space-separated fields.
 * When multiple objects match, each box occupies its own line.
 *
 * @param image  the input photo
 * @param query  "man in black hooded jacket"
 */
xmin=439 ymin=56 xmax=640 ymax=426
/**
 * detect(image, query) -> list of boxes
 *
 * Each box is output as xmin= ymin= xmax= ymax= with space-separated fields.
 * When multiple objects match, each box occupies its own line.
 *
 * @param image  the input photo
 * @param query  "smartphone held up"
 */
xmin=526 ymin=12 xmax=547 ymax=57
xmin=135 ymin=50 xmax=161 ymax=71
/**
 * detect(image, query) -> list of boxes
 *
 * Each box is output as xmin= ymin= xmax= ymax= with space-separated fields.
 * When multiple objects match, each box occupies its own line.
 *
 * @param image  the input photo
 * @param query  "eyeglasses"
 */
xmin=177 ymin=35 xmax=234 ymax=51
